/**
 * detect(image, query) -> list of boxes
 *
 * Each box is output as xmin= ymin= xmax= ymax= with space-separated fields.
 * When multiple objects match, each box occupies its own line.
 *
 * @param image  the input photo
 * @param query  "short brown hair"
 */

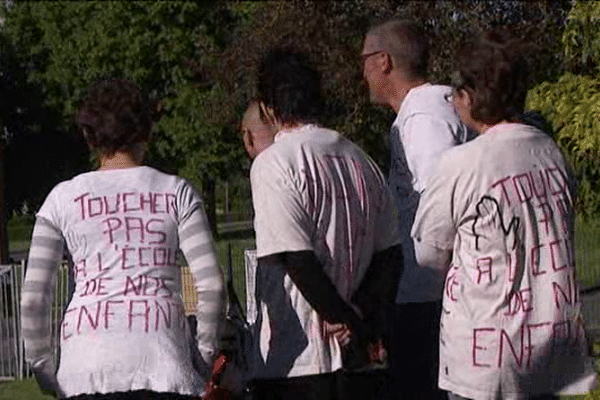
xmin=77 ymin=78 xmax=152 ymax=155
xmin=453 ymin=31 xmax=529 ymax=125
xmin=367 ymin=19 xmax=428 ymax=80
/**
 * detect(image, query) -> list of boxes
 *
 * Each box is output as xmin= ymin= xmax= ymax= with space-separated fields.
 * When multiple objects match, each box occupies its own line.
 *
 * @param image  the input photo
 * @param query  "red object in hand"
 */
xmin=203 ymin=354 xmax=233 ymax=400
xmin=367 ymin=339 xmax=387 ymax=364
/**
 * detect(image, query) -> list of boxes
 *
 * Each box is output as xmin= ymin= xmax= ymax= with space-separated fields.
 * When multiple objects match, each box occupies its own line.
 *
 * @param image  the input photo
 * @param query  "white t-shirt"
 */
xmin=412 ymin=123 xmax=598 ymax=399
xmin=389 ymin=83 xmax=467 ymax=303
xmin=23 ymin=166 xmax=224 ymax=397
xmin=250 ymin=124 xmax=401 ymax=378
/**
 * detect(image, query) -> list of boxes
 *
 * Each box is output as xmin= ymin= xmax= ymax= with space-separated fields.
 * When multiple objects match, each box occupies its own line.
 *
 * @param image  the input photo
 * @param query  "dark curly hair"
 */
xmin=76 ymin=78 xmax=152 ymax=156
xmin=453 ymin=31 xmax=529 ymax=125
xmin=257 ymin=48 xmax=321 ymax=126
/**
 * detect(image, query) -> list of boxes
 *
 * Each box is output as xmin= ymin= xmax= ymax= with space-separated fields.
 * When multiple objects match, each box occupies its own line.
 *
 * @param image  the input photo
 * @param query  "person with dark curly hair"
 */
xmin=21 ymin=78 xmax=226 ymax=399
xmin=248 ymin=48 xmax=402 ymax=400
xmin=412 ymin=32 xmax=598 ymax=399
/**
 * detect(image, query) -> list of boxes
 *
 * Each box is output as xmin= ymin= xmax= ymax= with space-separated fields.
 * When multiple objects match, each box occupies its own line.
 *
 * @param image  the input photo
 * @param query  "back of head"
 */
xmin=453 ymin=31 xmax=529 ymax=125
xmin=257 ymin=48 xmax=321 ymax=126
xmin=367 ymin=19 xmax=428 ymax=80
xmin=77 ymin=78 xmax=152 ymax=156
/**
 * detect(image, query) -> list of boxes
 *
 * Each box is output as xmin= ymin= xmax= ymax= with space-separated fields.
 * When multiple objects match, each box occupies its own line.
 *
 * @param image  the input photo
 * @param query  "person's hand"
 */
xmin=367 ymin=339 xmax=387 ymax=364
xmin=320 ymin=321 xmax=353 ymax=347
xmin=34 ymin=372 xmax=65 ymax=398
xmin=202 ymin=354 xmax=234 ymax=400
xmin=32 ymin=358 xmax=65 ymax=398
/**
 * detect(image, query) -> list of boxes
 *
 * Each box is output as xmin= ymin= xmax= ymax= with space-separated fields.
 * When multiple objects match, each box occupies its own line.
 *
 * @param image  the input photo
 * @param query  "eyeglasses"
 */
xmin=360 ymin=50 xmax=384 ymax=63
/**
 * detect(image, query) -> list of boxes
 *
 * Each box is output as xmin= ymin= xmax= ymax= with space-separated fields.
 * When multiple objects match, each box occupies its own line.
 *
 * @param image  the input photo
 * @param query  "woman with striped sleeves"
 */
xmin=20 ymin=78 xmax=225 ymax=399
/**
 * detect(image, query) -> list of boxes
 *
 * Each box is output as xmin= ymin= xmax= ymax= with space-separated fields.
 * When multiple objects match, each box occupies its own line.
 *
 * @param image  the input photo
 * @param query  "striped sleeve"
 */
xmin=178 ymin=189 xmax=225 ymax=367
xmin=21 ymin=216 xmax=64 ymax=394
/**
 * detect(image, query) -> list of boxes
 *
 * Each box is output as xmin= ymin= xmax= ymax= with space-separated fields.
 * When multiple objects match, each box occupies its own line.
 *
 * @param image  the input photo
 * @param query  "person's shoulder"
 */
xmin=436 ymin=134 xmax=484 ymax=170
xmin=291 ymin=124 xmax=339 ymax=145
xmin=401 ymin=83 xmax=457 ymax=121
xmin=141 ymin=165 xmax=191 ymax=185
xmin=250 ymin=143 xmax=286 ymax=181
xmin=52 ymin=170 xmax=96 ymax=193
xmin=264 ymin=124 xmax=334 ymax=157
xmin=38 ymin=171 xmax=93 ymax=212
xmin=418 ymin=83 xmax=452 ymax=96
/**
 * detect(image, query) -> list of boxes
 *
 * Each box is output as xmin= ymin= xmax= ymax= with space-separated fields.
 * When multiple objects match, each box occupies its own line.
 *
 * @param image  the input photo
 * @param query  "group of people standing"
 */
xmin=21 ymin=18 xmax=597 ymax=400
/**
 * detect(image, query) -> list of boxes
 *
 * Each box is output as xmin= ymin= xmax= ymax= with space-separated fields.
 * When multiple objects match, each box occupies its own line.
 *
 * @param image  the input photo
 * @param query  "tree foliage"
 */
xmin=218 ymin=0 xmax=570 ymax=173
xmin=2 ymin=0 xmax=595 ymax=223
xmin=526 ymin=1 xmax=600 ymax=219
xmin=1 ymin=1 xmax=249 ymax=232
xmin=562 ymin=0 xmax=600 ymax=75
xmin=0 ymin=28 xmax=88 ymax=214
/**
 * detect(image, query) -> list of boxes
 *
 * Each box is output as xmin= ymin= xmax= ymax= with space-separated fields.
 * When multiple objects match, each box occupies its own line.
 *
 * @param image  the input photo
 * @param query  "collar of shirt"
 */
xmin=397 ymin=82 xmax=432 ymax=116
xmin=482 ymin=122 xmax=527 ymax=136
xmin=274 ymin=123 xmax=318 ymax=143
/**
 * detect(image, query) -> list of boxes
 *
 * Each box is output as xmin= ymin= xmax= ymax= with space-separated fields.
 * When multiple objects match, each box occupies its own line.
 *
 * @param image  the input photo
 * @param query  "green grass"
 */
xmin=7 ymin=214 xmax=35 ymax=255
xmin=7 ymin=214 xmax=35 ymax=242
xmin=215 ymin=237 xmax=256 ymax=307
xmin=0 ymin=378 xmax=54 ymax=400
xmin=575 ymin=216 xmax=600 ymax=290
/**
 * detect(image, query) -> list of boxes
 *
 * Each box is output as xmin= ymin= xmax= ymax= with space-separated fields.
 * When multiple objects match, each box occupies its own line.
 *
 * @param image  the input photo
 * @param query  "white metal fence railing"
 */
xmin=0 ymin=263 xmax=20 ymax=381
xmin=0 ymin=261 xmax=215 ymax=381
xmin=0 ymin=261 xmax=71 ymax=381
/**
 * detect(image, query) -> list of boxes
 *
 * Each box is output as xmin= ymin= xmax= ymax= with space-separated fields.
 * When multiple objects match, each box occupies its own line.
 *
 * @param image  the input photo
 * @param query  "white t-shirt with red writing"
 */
xmin=412 ymin=123 xmax=598 ymax=399
xmin=389 ymin=83 xmax=468 ymax=304
xmin=28 ymin=166 xmax=224 ymax=397
xmin=250 ymin=124 xmax=401 ymax=378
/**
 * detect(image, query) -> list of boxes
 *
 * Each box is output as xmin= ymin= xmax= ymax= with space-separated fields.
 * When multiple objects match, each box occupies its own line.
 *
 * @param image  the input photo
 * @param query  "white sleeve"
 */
xmin=177 ymin=181 xmax=225 ymax=367
xmin=402 ymin=114 xmax=458 ymax=193
xmin=250 ymin=157 xmax=313 ymax=258
xmin=411 ymin=153 xmax=459 ymax=251
xmin=414 ymin=239 xmax=452 ymax=274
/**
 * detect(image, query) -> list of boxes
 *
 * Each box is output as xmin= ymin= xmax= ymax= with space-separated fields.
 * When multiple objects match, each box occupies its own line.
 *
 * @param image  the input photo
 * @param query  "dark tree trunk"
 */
xmin=0 ymin=143 xmax=8 ymax=264
xmin=201 ymin=176 xmax=218 ymax=239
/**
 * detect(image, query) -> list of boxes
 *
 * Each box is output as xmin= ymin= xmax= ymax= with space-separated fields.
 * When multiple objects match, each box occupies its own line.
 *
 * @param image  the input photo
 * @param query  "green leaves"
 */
xmin=0 ymin=0 xmax=597 ymax=220
xmin=525 ymin=1 xmax=600 ymax=219
xmin=527 ymin=74 xmax=600 ymax=219
xmin=562 ymin=0 xmax=600 ymax=75
xmin=2 ymin=1 xmax=245 ymax=190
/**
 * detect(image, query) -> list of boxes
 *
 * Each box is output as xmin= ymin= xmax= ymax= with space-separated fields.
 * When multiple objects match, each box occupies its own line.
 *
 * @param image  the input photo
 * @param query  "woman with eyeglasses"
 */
xmin=21 ymin=78 xmax=225 ymax=400
xmin=411 ymin=32 xmax=598 ymax=399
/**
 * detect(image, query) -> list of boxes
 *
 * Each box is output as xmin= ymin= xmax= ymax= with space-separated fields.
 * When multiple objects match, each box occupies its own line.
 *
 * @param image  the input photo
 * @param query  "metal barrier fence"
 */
xmin=0 ymin=261 xmax=201 ymax=381
xmin=0 ymin=263 xmax=20 ymax=381
xmin=0 ymin=261 xmax=71 ymax=381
